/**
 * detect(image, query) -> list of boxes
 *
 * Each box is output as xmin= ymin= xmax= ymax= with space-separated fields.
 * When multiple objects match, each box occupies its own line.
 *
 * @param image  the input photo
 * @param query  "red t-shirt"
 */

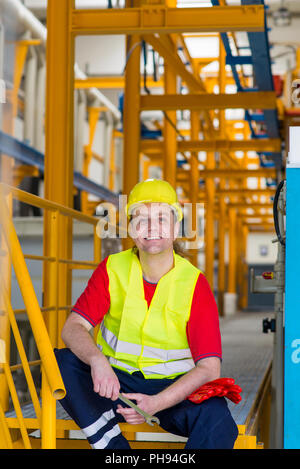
xmin=72 ymin=256 xmax=222 ymax=364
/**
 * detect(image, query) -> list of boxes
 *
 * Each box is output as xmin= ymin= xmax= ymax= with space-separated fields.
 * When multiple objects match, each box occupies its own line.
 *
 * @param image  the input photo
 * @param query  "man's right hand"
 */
xmin=90 ymin=355 xmax=120 ymax=401
xmin=61 ymin=312 xmax=121 ymax=401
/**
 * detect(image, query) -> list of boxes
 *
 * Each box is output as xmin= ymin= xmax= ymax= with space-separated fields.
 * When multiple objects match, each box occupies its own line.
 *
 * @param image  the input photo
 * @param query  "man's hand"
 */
xmin=61 ymin=312 xmax=121 ymax=401
xmin=90 ymin=356 xmax=120 ymax=401
xmin=116 ymin=393 xmax=160 ymax=424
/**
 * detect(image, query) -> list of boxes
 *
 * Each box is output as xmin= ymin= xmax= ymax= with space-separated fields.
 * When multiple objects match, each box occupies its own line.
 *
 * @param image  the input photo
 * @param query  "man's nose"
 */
xmin=147 ymin=218 xmax=161 ymax=233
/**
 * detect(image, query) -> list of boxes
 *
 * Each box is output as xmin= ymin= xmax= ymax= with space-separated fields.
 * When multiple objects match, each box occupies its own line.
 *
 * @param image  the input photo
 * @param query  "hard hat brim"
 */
xmin=126 ymin=200 xmax=183 ymax=222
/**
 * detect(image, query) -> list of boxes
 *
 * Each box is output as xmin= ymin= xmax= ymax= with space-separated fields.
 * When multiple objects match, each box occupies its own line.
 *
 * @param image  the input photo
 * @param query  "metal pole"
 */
xmin=24 ymin=44 xmax=37 ymax=145
xmin=122 ymin=31 xmax=141 ymax=250
xmin=218 ymin=37 xmax=226 ymax=315
xmin=163 ymin=41 xmax=177 ymax=187
xmin=270 ymin=185 xmax=285 ymax=448
xmin=205 ymin=152 xmax=215 ymax=289
xmin=34 ymin=51 xmax=46 ymax=152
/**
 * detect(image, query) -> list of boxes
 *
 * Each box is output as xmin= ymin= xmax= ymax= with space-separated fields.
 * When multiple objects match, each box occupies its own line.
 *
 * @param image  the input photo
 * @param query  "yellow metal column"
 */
xmin=218 ymin=186 xmax=226 ymax=315
xmin=163 ymin=36 xmax=177 ymax=187
xmin=228 ymin=207 xmax=237 ymax=295
xmin=43 ymin=0 xmax=75 ymax=448
xmin=122 ymin=29 xmax=141 ymax=250
xmin=217 ymin=37 xmax=226 ymax=315
xmin=205 ymin=152 xmax=215 ymax=289
xmin=189 ymin=112 xmax=200 ymax=267
xmin=240 ymin=224 xmax=249 ymax=309
xmin=44 ymin=0 xmax=74 ymax=339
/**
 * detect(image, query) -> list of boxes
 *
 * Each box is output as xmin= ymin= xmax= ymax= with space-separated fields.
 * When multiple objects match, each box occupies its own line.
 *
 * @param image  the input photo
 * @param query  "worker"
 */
xmin=54 ymin=179 xmax=238 ymax=449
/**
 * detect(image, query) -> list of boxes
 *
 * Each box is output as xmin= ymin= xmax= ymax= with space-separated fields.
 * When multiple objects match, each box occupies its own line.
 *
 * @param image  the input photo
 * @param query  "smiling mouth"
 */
xmin=144 ymin=236 xmax=163 ymax=240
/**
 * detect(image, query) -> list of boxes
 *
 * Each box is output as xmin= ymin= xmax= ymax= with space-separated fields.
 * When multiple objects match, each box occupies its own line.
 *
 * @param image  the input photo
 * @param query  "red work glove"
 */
xmin=187 ymin=378 xmax=242 ymax=405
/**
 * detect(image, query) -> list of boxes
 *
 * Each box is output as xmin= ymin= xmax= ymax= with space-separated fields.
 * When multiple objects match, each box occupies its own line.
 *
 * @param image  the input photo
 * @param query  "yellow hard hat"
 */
xmin=126 ymin=179 xmax=183 ymax=222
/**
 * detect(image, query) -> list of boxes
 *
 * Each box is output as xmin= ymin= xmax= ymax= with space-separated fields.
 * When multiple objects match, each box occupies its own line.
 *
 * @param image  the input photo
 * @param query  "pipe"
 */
xmin=0 ymin=21 xmax=4 ymax=130
xmin=24 ymin=43 xmax=37 ymax=145
xmin=34 ymin=50 xmax=46 ymax=151
xmin=74 ymin=89 xmax=86 ymax=173
xmin=0 ymin=0 xmax=121 ymax=123
xmin=102 ymin=113 xmax=114 ymax=188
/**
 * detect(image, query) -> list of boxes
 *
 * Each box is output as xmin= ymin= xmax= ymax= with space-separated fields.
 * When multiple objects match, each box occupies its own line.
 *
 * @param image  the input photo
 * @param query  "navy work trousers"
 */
xmin=54 ymin=348 xmax=238 ymax=450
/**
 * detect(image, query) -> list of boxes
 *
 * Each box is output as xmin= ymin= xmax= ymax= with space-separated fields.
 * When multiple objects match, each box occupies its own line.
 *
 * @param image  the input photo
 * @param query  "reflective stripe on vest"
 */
xmin=100 ymin=322 xmax=193 ymax=361
xmin=97 ymin=248 xmax=201 ymax=379
xmin=97 ymin=347 xmax=195 ymax=377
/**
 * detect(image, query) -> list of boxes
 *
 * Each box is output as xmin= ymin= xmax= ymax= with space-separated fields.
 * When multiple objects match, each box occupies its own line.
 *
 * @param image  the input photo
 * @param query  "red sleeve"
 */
xmin=186 ymin=273 xmax=222 ymax=364
xmin=71 ymin=256 xmax=110 ymax=327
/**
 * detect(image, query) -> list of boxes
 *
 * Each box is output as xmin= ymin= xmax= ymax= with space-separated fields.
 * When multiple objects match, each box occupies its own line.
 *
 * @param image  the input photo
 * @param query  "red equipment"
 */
xmin=187 ymin=378 xmax=242 ymax=405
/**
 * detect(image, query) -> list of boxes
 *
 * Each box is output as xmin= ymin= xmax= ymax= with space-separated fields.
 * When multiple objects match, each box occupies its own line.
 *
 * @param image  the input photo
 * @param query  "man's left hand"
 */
xmin=116 ymin=393 xmax=160 ymax=425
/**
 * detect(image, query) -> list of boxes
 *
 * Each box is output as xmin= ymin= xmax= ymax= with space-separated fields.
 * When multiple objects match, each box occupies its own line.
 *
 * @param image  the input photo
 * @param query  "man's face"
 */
xmin=128 ymin=203 xmax=180 ymax=254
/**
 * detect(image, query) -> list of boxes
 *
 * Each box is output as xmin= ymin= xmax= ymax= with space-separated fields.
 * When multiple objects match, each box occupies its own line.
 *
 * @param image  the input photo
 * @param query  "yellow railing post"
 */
xmin=41 ymin=367 xmax=57 ymax=449
xmin=44 ymin=210 xmax=60 ymax=348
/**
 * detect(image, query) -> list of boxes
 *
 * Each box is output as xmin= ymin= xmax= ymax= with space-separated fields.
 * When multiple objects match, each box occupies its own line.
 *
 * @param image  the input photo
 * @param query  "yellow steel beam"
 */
xmin=241 ymin=214 xmax=274 ymax=219
xmin=140 ymin=91 xmax=277 ymax=111
xmin=71 ymin=5 xmax=265 ymax=35
xmin=140 ymin=138 xmax=281 ymax=153
xmin=143 ymin=32 xmax=216 ymax=138
xmin=179 ymin=138 xmax=281 ymax=152
xmin=217 ymin=188 xmax=275 ymax=197
xmin=74 ymin=74 xmax=237 ymax=89
xmin=75 ymin=76 xmax=164 ymax=89
xmin=143 ymin=34 xmax=205 ymax=92
xmin=228 ymin=203 xmax=273 ymax=209
xmin=177 ymin=168 xmax=277 ymax=178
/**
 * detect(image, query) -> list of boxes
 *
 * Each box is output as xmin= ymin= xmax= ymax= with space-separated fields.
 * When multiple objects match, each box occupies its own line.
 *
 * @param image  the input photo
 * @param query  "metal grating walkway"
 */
xmin=220 ymin=311 xmax=273 ymax=425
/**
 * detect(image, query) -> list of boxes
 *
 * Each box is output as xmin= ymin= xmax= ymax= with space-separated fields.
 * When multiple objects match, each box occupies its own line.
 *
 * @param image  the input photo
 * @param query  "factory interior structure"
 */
xmin=0 ymin=0 xmax=300 ymax=450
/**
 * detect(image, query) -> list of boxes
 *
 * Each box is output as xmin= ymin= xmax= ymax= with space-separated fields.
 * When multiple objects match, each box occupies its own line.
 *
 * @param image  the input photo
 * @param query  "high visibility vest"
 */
xmin=97 ymin=248 xmax=201 ymax=379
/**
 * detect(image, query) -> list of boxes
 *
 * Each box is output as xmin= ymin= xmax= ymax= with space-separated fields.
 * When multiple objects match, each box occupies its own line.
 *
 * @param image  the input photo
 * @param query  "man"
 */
xmin=55 ymin=179 xmax=238 ymax=449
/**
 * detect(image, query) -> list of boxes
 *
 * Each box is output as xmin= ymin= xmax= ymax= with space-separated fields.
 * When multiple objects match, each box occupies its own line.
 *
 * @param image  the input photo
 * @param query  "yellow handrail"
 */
xmin=0 ymin=183 xmax=98 ymax=225
xmin=2 ymin=285 xmax=41 ymax=422
xmin=0 ymin=181 xmax=124 ymax=448
xmin=0 ymin=186 xmax=65 ymax=400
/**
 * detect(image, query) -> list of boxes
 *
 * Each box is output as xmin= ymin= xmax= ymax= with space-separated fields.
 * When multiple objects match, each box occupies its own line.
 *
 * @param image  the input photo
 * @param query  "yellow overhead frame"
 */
xmin=140 ymin=138 xmax=281 ymax=153
xmin=140 ymin=91 xmax=277 ymax=111
xmin=70 ymin=5 xmax=265 ymax=35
